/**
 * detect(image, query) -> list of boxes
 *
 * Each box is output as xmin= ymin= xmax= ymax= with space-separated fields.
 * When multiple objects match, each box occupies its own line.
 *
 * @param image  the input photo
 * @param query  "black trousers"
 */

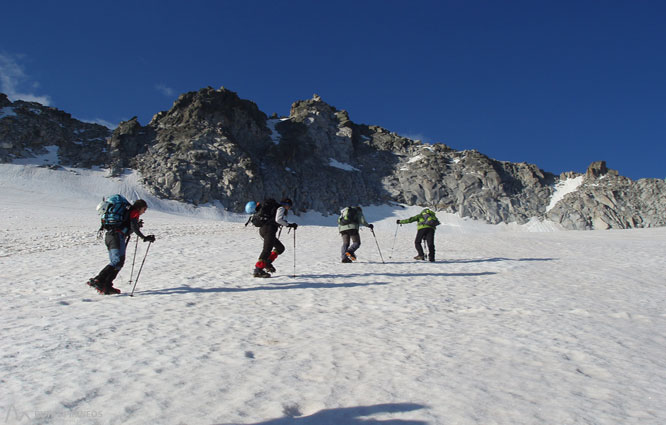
xmin=258 ymin=223 xmax=285 ymax=262
xmin=415 ymin=228 xmax=435 ymax=260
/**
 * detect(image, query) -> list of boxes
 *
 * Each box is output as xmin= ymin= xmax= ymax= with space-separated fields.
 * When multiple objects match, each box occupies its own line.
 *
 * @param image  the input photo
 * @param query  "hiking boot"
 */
xmin=106 ymin=286 xmax=121 ymax=295
xmin=345 ymin=252 xmax=356 ymax=261
xmin=341 ymin=257 xmax=353 ymax=263
xmin=253 ymin=268 xmax=271 ymax=278
xmin=414 ymin=255 xmax=425 ymax=261
xmin=264 ymin=264 xmax=276 ymax=273
xmin=428 ymin=257 xmax=435 ymax=262
xmin=86 ymin=278 xmax=105 ymax=294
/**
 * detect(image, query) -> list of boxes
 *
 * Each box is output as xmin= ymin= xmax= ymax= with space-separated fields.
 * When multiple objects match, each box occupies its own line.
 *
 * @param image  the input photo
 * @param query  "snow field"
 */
xmin=1 ymin=164 xmax=665 ymax=424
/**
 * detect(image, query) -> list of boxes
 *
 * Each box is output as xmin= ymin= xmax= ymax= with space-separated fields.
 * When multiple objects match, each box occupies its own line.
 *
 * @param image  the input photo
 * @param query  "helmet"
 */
xmin=245 ymin=201 xmax=257 ymax=214
xmin=280 ymin=198 xmax=293 ymax=207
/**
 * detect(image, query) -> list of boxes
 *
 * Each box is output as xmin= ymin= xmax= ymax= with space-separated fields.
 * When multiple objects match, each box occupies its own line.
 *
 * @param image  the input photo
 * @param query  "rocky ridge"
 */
xmin=0 ymin=93 xmax=110 ymax=167
xmin=1 ymin=89 xmax=665 ymax=230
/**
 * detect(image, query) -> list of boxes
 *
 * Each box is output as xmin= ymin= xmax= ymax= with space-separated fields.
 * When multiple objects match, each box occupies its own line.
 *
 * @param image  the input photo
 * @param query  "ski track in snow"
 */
xmin=1 ymin=165 xmax=666 ymax=425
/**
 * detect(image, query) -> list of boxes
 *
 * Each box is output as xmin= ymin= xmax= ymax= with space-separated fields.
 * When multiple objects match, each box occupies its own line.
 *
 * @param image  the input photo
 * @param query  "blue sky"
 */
xmin=1 ymin=0 xmax=664 ymax=180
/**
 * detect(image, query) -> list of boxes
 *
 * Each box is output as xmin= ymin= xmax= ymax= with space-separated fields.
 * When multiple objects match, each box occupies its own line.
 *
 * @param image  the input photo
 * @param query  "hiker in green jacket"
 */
xmin=397 ymin=208 xmax=440 ymax=262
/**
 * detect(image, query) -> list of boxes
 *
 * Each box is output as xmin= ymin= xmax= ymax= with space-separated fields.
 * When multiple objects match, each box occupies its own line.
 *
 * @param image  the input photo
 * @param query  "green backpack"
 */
xmin=338 ymin=207 xmax=360 ymax=225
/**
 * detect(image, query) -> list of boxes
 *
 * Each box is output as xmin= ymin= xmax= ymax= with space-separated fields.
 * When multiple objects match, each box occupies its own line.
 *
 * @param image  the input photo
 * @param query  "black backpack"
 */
xmin=338 ymin=206 xmax=360 ymax=226
xmin=250 ymin=198 xmax=280 ymax=227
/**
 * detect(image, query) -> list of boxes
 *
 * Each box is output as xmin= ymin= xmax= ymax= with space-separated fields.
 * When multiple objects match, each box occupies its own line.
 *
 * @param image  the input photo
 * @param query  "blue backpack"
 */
xmin=97 ymin=194 xmax=131 ymax=230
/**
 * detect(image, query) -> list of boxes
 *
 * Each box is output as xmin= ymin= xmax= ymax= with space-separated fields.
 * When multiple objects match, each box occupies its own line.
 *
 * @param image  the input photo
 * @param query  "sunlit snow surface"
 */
xmin=1 ymin=164 xmax=665 ymax=425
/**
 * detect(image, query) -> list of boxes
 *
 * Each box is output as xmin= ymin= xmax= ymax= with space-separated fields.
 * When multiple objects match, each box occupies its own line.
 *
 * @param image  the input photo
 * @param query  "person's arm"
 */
xmin=275 ymin=206 xmax=289 ymax=227
xmin=398 ymin=214 xmax=419 ymax=225
xmin=129 ymin=210 xmax=154 ymax=241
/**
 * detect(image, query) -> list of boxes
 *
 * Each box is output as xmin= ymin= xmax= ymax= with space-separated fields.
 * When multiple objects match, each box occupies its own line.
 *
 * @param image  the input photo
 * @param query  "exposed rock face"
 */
xmin=108 ymin=117 xmax=153 ymax=176
xmin=130 ymin=87 xmax=271 ymax=208
xmin=546 ymin=161 xmax=666 ymax=229
xmin=2 ymin=89 xmax=665 ymax=230
xmin=0 ymin=94 xmax=111 ymax=167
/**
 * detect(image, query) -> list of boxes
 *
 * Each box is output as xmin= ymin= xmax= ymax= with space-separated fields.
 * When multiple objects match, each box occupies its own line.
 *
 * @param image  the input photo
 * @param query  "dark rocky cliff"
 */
xmin=2 ymin=89 xmax=665 ymax=229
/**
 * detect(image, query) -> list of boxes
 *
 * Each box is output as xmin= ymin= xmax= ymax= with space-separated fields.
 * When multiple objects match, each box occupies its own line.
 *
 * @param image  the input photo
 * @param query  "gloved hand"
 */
xmin=143 ymin=235 xmax=156 ymax=243
xmin=396 ymin=219 xmax=401 ymax=224
xmin=368 ymin=224 xmax=374 ymax=230
xmin=287 ymin=223 xmax=298 ymax=230
xmin=138 ymin=219 xmax=144 ymax=228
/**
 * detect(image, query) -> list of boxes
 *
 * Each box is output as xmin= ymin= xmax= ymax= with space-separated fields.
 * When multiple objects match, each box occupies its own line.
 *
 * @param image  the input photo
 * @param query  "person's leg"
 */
xmin=101 ymin=231 xmax=126 ymax=292
xmin=340 ymin=232 xmax=351 ymax=261
xmin=347 ymin=230 xmax=361 ymax=259
xmin=414 ymin=229 xmax=426 ymax=259
xmin=266 ymin=236 xmax=285 ymax=272
xmin=426 ymin=229 xmax=435 ymax=262
xmin=255 ymin=225 xmax=277 ymax=276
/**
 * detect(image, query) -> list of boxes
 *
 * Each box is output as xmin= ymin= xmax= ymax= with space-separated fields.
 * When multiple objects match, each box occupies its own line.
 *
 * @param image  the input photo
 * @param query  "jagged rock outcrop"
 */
xmin=108 ymin=117 xmax=153 ymax=176
xmin=0 ymin=93 xmax=110 ymax=167
xmin=546 ymin=161 xmax=666 ymax=229
xmin=131 ymin=87 xmax=271 ymax=208
xmin=2 ymin=89 xmax=665 ymax=230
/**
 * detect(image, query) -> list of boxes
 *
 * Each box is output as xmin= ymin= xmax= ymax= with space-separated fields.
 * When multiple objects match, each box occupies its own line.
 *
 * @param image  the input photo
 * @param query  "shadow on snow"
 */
xmin=137 ymin=267 xmax=503 ymax=295
xmin=139 ymin=280 xmax=390 ymax=296
xmin=439 ymin=257 xmax=557 ymax=264
xmin=297 ymin=272 xmax=496 ymax=279
xmin=214 ymin=402 xmax=428 ymax=425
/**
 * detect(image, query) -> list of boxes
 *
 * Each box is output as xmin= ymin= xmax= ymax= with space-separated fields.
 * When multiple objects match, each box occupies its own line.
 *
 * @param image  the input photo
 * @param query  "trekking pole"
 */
xmin=128 ymin=236 xmax=139 ymax=286
xmin=370 ymin=228 xmax=385 ymax=264
xmin=130 ymin=241 xmax=152 ymax=297
xmin=389 ymin=224 xmax=399 ymax=259
xmin=292 ymin=228 xmax=297 ymax=278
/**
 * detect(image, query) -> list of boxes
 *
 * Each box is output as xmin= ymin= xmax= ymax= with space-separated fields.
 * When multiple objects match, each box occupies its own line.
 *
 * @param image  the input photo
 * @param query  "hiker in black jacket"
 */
xmin=253 ymin=198 xmax=297 ymax=278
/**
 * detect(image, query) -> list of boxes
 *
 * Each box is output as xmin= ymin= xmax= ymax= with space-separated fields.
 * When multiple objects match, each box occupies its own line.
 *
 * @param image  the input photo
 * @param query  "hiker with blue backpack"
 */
xmin=245 ymin=198 xmax=297 ymax=278
xmin=396 ymin=208 xmax=440 ymax=262
xmin=338 ymin=206 xmax=374 ymax=263
xmin=88 ymin=196 xmax=156 ymax=294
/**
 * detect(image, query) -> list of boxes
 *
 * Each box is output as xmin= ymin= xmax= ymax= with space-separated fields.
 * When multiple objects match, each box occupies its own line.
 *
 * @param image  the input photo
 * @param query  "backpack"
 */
xmin=250 ymin=198 xmax=280 ymax=227
xmin=338 ymin=206 xmax=360 ymax=226
xmin=421 ymin=209 xmax=440 ymax=227
xmin=97 ymin=194 xmax=131 ymax=230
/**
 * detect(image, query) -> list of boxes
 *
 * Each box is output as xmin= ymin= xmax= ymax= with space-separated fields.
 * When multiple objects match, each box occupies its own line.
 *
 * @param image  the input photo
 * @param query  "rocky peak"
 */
xmin=0 ymin=93 xmax=111 ymax=167
xmin=289 ymin=94 xmax=352 ymax=126
xmin=285 ymin=94 xmax=355 ymax=163
xmin=151 ymin=86 xmax=265 ymax=129
xmin=108 ymin=117 xmax=153 ymax=175
xmin=3 ymin=88 xmax=665 ymax=230
xmin=546 ymin=161 xmax=665 ymax=229
xmin=585 ymin=160 xmax=620 ymax=179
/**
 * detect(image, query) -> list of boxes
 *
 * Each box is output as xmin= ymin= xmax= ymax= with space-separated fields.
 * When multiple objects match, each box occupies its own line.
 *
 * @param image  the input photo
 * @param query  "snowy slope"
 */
xmin=1 ymin=164 xmax=665 ymax=425
xmin=547 ymin=176 xmax=584 ymax=212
